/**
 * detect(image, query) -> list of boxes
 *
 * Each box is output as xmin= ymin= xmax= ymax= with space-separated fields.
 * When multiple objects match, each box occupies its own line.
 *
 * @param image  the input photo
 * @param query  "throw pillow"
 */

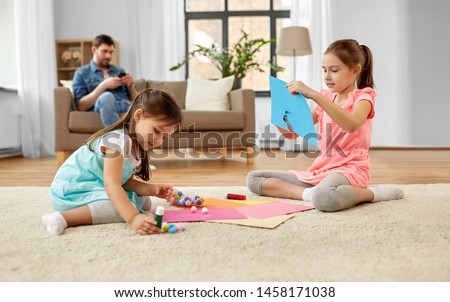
xmin=60 ymin=80 xmax=73 ymax=94
xmin=185 ymin=75 xmax=235 ymax=111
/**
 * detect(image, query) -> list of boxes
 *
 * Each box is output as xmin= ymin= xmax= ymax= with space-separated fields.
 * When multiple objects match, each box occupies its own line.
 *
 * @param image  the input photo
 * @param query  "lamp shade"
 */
xmin=276 ymin=26 xmax=312 ymax=56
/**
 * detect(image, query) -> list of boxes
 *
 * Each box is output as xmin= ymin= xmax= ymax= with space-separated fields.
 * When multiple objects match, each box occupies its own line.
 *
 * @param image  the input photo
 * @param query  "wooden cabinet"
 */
xmin=55 ymin=39 xmax=120 ymax=85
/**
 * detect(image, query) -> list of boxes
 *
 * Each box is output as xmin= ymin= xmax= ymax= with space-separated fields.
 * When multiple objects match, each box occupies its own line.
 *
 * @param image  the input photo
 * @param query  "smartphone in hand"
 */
xmin=118 ymin=72 xmax=126 ymax=78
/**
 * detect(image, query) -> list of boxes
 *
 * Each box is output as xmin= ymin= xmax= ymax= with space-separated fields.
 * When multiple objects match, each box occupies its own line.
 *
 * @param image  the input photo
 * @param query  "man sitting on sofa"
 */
xmin=72 ymin=34 xmax=138 ymax=127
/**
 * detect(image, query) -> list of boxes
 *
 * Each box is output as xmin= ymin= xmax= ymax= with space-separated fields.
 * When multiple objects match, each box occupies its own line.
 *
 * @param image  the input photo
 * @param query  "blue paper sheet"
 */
xmin=269 ymin=76 xmax=317 ymax=147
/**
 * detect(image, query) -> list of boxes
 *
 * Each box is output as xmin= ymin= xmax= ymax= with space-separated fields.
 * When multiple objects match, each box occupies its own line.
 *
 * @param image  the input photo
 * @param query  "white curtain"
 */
xmin=15 ymin=0 xmax=56 ymax=157
xmin=282 ymin=0 xmax=335 ymax=151
xmin=128 ymin=0 xmax=185 ymax=81
xmin=290 ymin=0 xmax=335 ymax=91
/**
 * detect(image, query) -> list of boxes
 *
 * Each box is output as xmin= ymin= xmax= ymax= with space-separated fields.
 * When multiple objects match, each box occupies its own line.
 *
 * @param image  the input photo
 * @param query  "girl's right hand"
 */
xmin=131 ymin=214 xmax=161 ymax=235
xmin=151 ymin=184 xmax=174 ymax=202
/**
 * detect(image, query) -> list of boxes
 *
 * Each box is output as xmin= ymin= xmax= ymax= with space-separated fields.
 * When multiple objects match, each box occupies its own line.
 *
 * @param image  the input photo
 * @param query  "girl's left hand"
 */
xmin=286 ymin=81 xmax=317 ymax=99
xmin=152 ymin=184 xmax=174 ymax=202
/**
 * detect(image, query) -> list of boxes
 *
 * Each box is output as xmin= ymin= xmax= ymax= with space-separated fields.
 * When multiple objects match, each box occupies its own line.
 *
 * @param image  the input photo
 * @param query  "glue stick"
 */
xmin=227 ymin=193 xmax=246 ymax=200
xmin=155 ymin=206 xmax=165 ymax=229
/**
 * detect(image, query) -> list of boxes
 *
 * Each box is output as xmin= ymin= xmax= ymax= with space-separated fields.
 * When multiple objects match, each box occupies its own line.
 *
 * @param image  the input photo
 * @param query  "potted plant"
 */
xmin=170 ymin=30 xmax=284 ymax=89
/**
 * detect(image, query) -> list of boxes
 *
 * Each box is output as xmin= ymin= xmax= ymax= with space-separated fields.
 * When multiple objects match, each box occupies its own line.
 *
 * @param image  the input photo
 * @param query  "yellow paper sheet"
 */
xmin=233 ymin=199 xmax=275 ymax=205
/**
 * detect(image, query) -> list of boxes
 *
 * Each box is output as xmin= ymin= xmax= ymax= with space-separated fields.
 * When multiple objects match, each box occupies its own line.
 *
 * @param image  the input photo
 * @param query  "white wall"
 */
xmin=333 ymin=0 xmax=410 ymax=146
xmin=53 ymin=0 xmax=136 ymax=75
xmin=408 ymin=0 xmax=450 ymax=145
xmin=0 ymin=0 xmax=21 ymax=153
xmin=333 ymin=0 xmax=450 ymax=147
xmin=0 ymin=0 xmax=18 ymax=89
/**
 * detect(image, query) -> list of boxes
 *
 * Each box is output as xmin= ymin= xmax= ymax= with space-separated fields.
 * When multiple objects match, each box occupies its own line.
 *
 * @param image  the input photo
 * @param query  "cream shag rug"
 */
xmin=0 ymin=184 xmax=449 ymax=282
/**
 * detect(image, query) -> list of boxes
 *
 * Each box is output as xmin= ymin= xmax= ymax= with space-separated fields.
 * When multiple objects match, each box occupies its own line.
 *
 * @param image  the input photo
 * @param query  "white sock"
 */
xmin=368 ymin=186 xmax=404 ymax=202
xmin=302 ymin=187 xmax=315 ymax=201
xmin=41 ymin=212 xmax=68 ymax=236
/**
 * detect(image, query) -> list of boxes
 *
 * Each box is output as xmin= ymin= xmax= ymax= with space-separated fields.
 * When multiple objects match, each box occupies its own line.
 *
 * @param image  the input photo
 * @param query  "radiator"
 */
xmin=0 ymin=113 xmax=21 ymax=156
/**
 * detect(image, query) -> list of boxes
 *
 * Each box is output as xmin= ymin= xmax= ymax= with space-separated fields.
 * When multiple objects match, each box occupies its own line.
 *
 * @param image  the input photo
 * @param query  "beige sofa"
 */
xmin=54 ymin=79 xmax=256 ymax=167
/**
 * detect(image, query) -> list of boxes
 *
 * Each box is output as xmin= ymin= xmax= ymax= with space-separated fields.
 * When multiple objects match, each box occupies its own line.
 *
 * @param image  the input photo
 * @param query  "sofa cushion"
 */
xmin=146 ymin=80 xmax=187 ymax=109
xmin=68 ymin=111 xmax=105 ymax=133
xmin=185 ymin=76 xmax=234 ymax=111
xmin=134 ymin=79 xmax=147 ymax=93
xmin=180 ymin=111 xmax=245 ymax=131
xmin=68 ymin=110 xmax=245 ymax=133
xmin=60 ymin=80 xmax=73 ymax=94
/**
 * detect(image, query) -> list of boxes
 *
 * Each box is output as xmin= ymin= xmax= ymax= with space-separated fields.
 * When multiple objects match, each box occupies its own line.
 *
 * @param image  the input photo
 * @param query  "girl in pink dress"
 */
xmin=247 ymin=39 xmax=404 ymax=211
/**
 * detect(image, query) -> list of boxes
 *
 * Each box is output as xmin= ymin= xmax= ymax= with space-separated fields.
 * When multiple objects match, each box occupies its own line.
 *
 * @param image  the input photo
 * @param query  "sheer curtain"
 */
xmin=282 ymin=0 xmax=335 ymax=151
xmin=290 ymin=0 xmax=335 ymax=91
xmin=15 ymin=0 xmax=56 ymax=157
xmin=128 ymin=0 xmax=185 ymax=80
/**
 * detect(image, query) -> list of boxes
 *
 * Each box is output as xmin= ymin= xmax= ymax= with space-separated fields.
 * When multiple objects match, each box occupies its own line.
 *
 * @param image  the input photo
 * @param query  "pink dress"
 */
xmin=291 ymin=88 xmax=376 ymax=188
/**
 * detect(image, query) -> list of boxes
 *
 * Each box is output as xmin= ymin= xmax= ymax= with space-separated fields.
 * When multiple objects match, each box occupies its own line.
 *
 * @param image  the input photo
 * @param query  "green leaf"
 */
xmin=169 ymin=30 xmax=285 ymax=80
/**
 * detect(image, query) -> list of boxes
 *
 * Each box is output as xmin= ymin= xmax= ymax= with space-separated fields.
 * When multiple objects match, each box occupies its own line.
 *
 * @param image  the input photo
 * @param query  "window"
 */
xmin=184 ymin=0 xmax=291 ymax=94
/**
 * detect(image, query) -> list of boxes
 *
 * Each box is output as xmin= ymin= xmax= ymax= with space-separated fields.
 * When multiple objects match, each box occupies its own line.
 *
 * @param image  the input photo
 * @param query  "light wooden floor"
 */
xmin=0 ymin=149 xmax=449 ymax=186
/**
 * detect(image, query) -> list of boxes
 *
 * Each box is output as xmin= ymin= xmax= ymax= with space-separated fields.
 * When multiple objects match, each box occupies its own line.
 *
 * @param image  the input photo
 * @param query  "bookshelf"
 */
xmin=55 ymin=39 xmax=120 ymax=85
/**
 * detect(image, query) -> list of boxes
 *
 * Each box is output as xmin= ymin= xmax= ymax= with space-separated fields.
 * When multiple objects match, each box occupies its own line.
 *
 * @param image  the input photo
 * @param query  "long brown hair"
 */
xmin=86 ymin=89 xmax=182 ymax=181
xmin=325 ymin=39 xmax=374 ymax=89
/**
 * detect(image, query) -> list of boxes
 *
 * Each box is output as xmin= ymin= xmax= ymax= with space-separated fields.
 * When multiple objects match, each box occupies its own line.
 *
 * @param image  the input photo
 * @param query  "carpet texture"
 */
xmin=0 ymin=184 xmax=449 ymax=282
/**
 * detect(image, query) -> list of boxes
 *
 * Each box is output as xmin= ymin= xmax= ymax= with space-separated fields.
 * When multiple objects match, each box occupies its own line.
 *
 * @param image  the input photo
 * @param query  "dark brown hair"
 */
xmin=93 ymin=34 xmax=115 ymax=48
xmin=325 ymin=39 xmax=374 ymax=89
xmin=86 ymin=89 xmax=182 ymax=181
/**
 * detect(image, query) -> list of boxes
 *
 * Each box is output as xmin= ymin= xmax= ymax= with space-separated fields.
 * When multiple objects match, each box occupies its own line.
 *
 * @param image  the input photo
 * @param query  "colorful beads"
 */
xmin=161 ymin=222 xmax=185 ymax=234
xmin=161 ymin=222 xmax=170 ymax=233
xmin=171 ymin=189 xmax=205 ymax=207
xmin=176 ymin=224 xmax=185 ymax=232
xmin=168 ymin=225 xmax=177 ymax=234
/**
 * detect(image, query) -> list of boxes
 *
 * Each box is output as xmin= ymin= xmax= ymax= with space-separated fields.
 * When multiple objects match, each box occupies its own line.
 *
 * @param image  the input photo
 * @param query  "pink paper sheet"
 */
xmin=237 ymin=201 xmax=314 ymax=219
xmin=163 ymin=207 xmax=247 ymax=223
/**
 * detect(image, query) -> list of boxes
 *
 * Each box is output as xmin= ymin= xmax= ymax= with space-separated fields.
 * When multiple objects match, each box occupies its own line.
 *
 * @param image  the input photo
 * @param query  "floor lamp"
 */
xmin=276 ymin=26 xmax=312 ymax=80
